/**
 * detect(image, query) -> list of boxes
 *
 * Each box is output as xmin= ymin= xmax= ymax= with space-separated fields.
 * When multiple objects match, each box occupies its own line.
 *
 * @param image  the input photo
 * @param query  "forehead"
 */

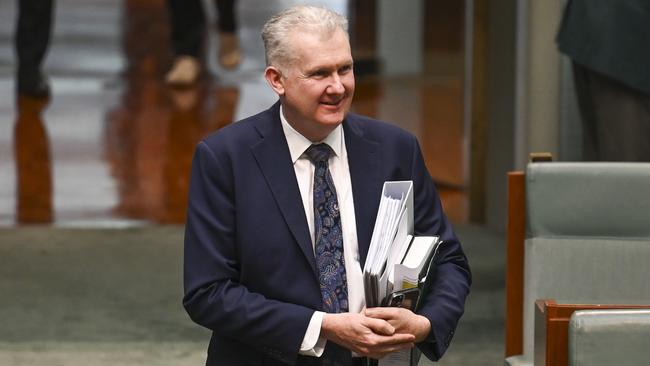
xmin=288 ymin=29 xmax=352 ymax=70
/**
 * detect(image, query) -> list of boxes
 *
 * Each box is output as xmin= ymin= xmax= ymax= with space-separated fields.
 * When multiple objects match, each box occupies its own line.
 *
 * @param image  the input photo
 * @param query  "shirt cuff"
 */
xmin=299 ymin=311 xmax=327 ymax=356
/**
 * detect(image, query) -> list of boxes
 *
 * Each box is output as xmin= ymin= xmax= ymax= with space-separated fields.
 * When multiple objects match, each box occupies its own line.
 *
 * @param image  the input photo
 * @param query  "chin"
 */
xmin=319 ymin=109 xmax=349 ymax=124
xmin=316 ymin=115 xmax=345 ymax=127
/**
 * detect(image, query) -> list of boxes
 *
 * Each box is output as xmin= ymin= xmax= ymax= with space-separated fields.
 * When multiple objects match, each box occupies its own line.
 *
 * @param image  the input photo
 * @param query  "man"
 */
xmin=556 ymin=0 xmax=650 ymax=161
xmin=184 ymin=6 xmax=471 ymax=365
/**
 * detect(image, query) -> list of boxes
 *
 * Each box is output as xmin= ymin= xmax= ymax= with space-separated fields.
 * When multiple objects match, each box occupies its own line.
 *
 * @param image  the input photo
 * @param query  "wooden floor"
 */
xmin=0 ymin=0 xmax=467 ymax=226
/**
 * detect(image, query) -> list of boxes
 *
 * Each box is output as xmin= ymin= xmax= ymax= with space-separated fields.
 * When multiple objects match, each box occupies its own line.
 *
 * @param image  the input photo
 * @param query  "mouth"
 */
xmin=320 ymin=97 xmax=345 ymax=108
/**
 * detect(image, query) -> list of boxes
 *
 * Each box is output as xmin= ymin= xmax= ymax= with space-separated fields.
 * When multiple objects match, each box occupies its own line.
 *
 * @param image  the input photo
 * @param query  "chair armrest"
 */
xmin=504 ymin=355 xmax=532 ymax=366
xmin=569 ymin=309 xmax=650 ymax=366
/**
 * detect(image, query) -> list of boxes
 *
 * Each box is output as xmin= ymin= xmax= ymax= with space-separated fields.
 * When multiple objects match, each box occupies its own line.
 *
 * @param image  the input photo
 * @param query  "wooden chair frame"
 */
xmin=505 ymin=171 xmax=526 ymax=357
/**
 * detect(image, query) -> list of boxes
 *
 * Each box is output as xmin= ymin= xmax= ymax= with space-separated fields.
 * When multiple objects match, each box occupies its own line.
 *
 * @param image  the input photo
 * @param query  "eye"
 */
xmin=309 ymin=69 xmax=329 ymax=79
xmin=339 ymin=65 xmax=353 ymax=74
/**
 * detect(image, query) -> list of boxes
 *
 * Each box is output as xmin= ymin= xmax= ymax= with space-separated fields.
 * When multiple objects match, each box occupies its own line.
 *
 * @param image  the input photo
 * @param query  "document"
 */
xmin=363 ymin=181 xmax=440 ymax=305
xmin=363 ymin=181 xmax=413 ymax=307
xmin=363 ymin=181 xmax=441 ymax=366
xmin=393 ymin=236 xmax=441 ymax=291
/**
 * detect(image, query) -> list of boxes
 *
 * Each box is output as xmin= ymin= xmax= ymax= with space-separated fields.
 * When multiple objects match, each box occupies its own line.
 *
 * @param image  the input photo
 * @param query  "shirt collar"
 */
xmin=280 ymin=104 xmax=343 ymax=164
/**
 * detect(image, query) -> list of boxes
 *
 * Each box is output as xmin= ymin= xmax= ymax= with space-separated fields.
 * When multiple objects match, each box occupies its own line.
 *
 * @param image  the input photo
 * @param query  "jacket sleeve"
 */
xmin=183 ymin=141 xmax=313 ymax=365
xmin=408 ymin=136 xmax=472 ymax=361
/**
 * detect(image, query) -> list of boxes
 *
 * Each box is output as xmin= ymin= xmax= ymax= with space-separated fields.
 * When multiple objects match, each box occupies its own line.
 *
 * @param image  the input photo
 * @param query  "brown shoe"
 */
xmin=165 ymin=56 xmax=200 ymax=86
xmin=218 ymin=32 xmax=241 ymax=69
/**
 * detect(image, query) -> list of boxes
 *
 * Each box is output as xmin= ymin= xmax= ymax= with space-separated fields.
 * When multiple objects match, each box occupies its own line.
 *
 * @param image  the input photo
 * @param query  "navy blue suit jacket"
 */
xmin=183 ymin=102 xmax=471 ymax=365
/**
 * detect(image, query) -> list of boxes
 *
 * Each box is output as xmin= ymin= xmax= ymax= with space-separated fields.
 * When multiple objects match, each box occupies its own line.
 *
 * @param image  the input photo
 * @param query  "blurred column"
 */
xmin=377 ymin=0 xmax=423 ymax=76
xmin=348 ymin=0 xmax=378 ymax=76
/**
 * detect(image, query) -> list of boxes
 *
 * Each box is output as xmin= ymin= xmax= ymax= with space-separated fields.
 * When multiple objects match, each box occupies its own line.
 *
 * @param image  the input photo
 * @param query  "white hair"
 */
xmin=261 ymin=5 xmax=349 ymax=68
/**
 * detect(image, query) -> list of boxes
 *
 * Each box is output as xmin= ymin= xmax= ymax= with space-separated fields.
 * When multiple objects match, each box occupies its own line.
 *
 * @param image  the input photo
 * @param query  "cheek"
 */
xmin=345 ymin=81 xmax=355 ymax=95
xmin=296 ymin=84 xmax=323 ymax=101
xmin=342 ymin=73 xmax=355 ymax=89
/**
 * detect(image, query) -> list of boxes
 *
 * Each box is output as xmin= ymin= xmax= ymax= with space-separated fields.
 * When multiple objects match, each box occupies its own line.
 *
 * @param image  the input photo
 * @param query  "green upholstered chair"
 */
xmin=504 ymin=162 xmax=650 ymax=366
xmin=569 ymin=309 xmax=650 ymax=366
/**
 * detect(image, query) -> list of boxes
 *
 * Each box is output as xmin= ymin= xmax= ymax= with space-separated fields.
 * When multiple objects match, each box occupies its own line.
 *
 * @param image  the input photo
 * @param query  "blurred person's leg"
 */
xmin=168 ymin=0 xmax=205 ymax=58
xmin=573 ymin=62 xmax=650 ymax=161
xmin=572 ymin=62 xmax=599 ymax=160
xmin=215 ymin=0 xmax=240 ymax=69
xmin=166 ymin=0 xmax=204 ymax=85
xmin=15 ymin=0 xmax=53 ymax=97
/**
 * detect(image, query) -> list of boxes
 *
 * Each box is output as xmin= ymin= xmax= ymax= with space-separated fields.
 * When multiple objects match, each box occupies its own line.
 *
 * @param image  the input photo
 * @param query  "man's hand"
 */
xmin=363 ymin=307 xmax=431 ymax=343
xmin=321 ymin=312 xmax=415 ymax=359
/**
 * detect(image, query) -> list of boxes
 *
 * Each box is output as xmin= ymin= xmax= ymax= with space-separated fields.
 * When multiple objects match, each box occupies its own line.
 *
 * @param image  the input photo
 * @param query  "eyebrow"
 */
xmin=305 ymin=62 xmax=354 ymax=75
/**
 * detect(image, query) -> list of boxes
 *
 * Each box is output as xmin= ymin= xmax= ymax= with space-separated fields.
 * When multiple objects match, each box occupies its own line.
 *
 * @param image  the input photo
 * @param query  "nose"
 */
xmin=327 ymin=73 xmax=345 ymax=94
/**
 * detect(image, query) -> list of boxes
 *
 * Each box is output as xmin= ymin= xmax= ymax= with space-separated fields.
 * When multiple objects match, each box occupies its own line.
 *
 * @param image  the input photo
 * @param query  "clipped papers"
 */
xmin=363 ymin=181 xmax=441 ymax=366
xmin=363 ymin=181 xmax=414 ymax=307
xmin=363 ymin=181 xmax=441 ymax=305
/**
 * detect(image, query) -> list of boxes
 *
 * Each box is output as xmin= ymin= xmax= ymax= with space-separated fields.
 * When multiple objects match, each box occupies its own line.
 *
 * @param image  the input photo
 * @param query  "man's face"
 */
xmin=271 ymin=28 xmax=355 ymax=141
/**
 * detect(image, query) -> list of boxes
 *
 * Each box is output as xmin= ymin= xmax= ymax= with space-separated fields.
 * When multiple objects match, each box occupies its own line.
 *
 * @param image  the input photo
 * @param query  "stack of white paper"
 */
xmin=363 ymin=181 xmax=441 ymax=305
xmin=363 ymin=181 xmax=442 ymax=366
xmin=363 ymin=181 xmax=414 ymax=307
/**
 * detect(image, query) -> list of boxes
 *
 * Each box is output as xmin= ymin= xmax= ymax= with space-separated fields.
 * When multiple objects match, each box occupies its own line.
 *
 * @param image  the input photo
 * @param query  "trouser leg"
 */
xmin=214 ymin=0 xmax=236 ymax=33
xmin=573 ymin=62 xmax=650 ymax=161
xmin=572 ymin=62 xmax=599 ymax=160
xmin=15 ymin=0 xmax=54 ymax=84
xmin=167 ymin=0 xmax=205 ymax=57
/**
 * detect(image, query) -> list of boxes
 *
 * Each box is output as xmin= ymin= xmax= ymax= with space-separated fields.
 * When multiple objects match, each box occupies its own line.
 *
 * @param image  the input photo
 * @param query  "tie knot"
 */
xmin=304 ymin=143 xmax=334 ymax=164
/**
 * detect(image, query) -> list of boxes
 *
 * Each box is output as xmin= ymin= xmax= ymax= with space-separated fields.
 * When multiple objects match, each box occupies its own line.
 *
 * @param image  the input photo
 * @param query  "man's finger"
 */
xmin=382 ymin=332 xmax=416 ymax=345
xmin=363 ymin=316 xmax=395 ymax=335
xmin=368 ymin=332 xmax=415 ymax=348
xmin=365 ymin=307 xmax=402 ymax=319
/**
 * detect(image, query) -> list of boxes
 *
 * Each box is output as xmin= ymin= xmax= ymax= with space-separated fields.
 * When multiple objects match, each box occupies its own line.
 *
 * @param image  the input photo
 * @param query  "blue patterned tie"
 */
xmin=304 ymin=144 xmax=349 ymax=313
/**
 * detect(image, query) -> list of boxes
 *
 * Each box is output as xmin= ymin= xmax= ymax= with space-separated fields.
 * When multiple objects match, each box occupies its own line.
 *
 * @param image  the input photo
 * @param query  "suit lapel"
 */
xmin=249 ymin=108 xmax=383 ymax=275
xmin=343 ymin=118 xmax=382 ymax=267
xmin=250 ymin=104 xmax=318 ymax=277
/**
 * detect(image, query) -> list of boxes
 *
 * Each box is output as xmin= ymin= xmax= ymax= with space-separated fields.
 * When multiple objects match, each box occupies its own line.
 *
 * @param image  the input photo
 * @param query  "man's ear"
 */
xmin=264 ymin=66 xmax=285 ymax=96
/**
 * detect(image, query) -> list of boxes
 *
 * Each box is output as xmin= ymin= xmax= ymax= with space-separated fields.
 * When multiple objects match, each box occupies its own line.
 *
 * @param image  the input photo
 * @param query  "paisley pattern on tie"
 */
xmin=304 ymin=143 xmax=349 ymax=313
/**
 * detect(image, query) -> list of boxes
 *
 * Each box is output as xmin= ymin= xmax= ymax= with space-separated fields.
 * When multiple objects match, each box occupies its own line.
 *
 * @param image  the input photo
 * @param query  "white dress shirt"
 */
xmin=279 ymin=106 xmax=366 ymax=357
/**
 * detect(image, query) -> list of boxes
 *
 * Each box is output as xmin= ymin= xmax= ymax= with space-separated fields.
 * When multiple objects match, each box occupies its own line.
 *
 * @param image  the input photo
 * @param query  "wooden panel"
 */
xmin=424 ymin=0 xmax=464 ymax=53
xmin=504 ymin=171 xmax=526 ymax=356
xmin=534 ymin=299 xmax=551 ymax=366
